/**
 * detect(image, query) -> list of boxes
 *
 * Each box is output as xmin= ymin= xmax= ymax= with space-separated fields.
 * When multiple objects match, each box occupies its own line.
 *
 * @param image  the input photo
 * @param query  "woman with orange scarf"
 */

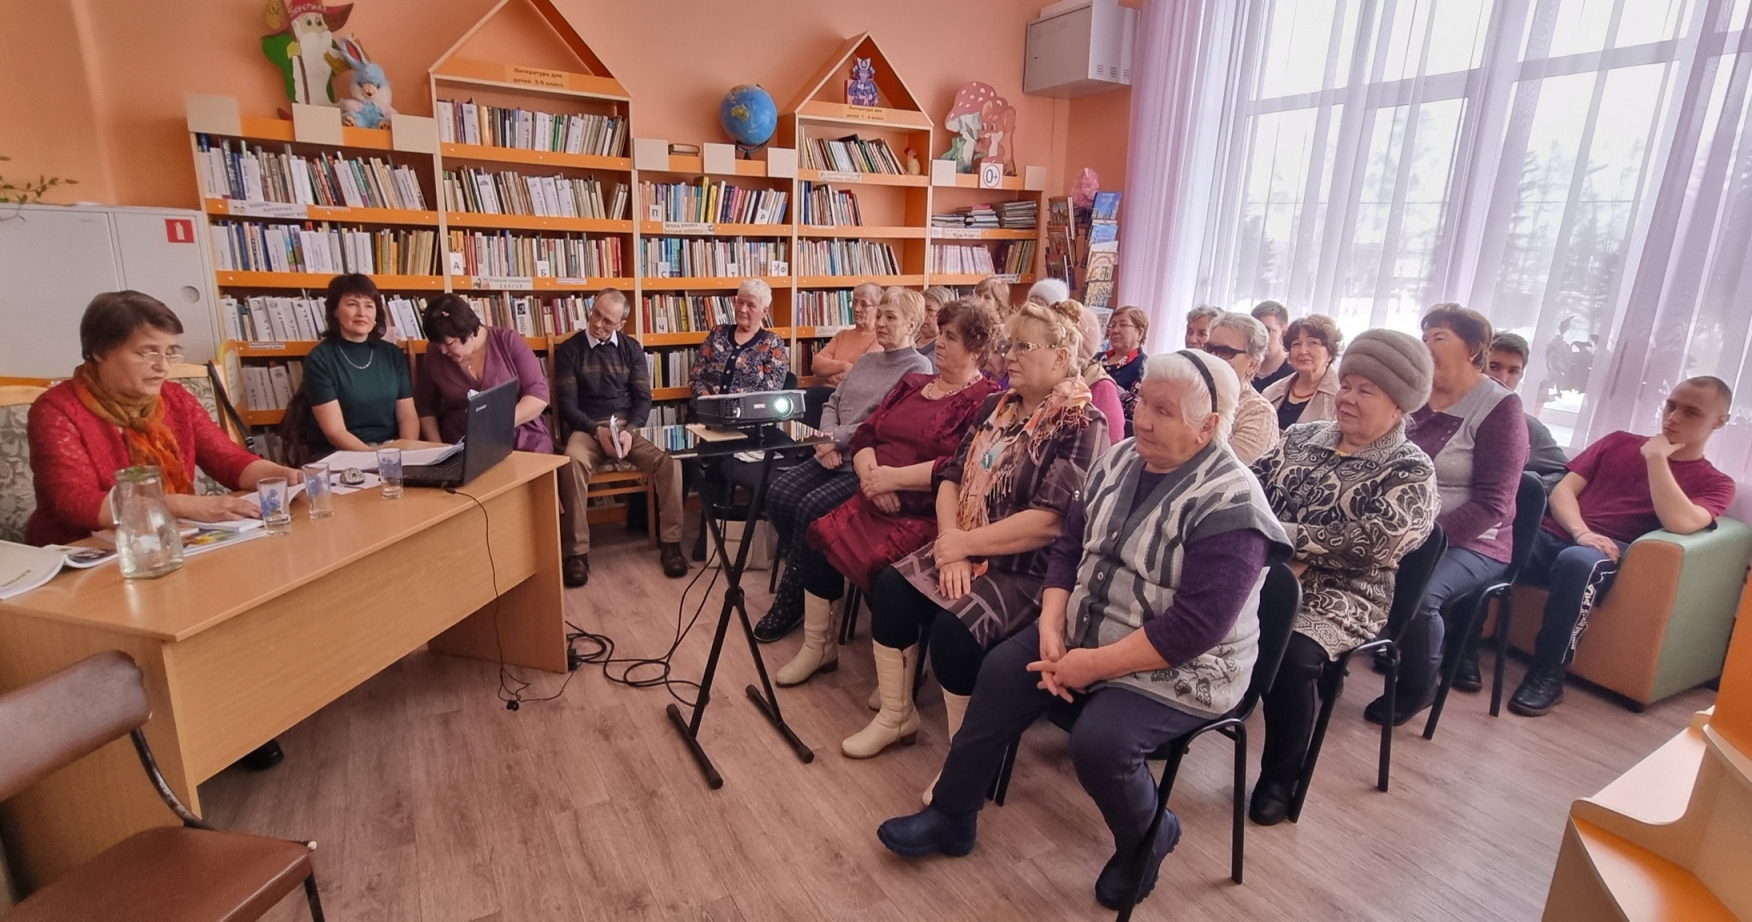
xmin=843 ymin=300 xmax=1110 ymax=771
xmin=26 ymin=291 xmax=301 ymax=547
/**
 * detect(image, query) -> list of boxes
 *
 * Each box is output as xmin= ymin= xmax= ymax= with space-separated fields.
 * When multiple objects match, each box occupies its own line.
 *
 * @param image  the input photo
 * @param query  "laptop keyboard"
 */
xmin=404 ymin=453 xmax=465 ymax=485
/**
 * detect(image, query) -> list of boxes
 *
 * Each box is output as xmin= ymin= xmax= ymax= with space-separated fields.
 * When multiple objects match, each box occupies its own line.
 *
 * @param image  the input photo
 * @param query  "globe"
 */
xmin=720 ymin=85 xmax=777 ymax=154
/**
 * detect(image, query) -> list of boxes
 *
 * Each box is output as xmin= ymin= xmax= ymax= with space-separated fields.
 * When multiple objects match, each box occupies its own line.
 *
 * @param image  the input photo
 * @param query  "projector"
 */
xmin=691 ymin=390 xmax=806 ymax=428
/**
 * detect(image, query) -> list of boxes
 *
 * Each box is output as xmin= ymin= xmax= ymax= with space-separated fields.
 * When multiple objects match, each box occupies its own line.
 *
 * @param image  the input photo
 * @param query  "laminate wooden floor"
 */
xmin=203 ymin=528 xmax=1715 ymax=922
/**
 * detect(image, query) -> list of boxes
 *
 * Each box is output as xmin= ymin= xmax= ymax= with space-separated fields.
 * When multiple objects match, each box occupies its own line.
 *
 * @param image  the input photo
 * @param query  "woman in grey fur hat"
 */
xmin=1246 ymin=328 xmax=1442 ymax=826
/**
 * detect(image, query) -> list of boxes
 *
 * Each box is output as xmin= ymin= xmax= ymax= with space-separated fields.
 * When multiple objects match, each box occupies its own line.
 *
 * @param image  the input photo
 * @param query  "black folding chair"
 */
xmin=765 ymin=381 xmax=833 ymax=592
xmin=1287 ymin=526 xmax=1445 ymax=823
xmin=1423 ymin=473 xmax=1548 ymax=737
xmin=986 ymin=565 xmax=1301 ymax=909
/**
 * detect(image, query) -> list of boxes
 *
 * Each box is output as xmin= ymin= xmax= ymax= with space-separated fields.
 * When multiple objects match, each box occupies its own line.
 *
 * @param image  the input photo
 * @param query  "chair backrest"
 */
xmin=1237 ymin=563 xmax=1303 ymax=718
xmin=1504 ymin=472 xmax=1548 ymax=581
xmin=0 ymin=651 xmax=150 ymax=804
xmin=0 ymin=386 xmax=46 ymax=544
xmin=1387 ymin=525 xmax=1448 ymax=638
xmin=803 ymin=384 xmax=835 ymax=429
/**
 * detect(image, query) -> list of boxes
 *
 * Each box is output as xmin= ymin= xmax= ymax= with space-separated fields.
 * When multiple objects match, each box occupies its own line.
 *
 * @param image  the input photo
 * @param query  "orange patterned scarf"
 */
xmin=956 ymin=376 xmax=1092 ymax=535
xmin=73 ymin=362 xmax=193 ymax=494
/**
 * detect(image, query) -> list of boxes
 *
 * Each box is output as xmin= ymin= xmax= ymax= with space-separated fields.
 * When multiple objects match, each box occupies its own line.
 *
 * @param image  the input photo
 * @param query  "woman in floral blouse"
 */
xmin=688 ymin=278 xmax=789 ymax=397
xmin=1247 ymin=329 xmax=1440 ymax=827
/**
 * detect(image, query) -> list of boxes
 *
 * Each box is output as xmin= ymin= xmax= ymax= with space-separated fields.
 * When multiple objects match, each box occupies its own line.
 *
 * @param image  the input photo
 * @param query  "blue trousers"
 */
xmin=1519 ymin=529 xmax=1627 ymax=670
xmin=1393 ymin=547 xmax=1509 ymax=700
xmin=931 ymin=623 xmax=1207 ymax=856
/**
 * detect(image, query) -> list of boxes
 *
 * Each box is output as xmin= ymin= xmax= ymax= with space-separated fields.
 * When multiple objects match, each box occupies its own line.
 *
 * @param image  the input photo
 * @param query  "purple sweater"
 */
xmin=1045 ymin=470 xmax=1272 ymax=667
xmin=1407 ymin=379 xmax=1528 ymax=562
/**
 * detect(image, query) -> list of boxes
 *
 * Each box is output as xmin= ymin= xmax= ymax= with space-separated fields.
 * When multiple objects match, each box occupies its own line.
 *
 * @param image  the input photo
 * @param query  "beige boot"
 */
xmin=868 ymin=642 xmax=915 ymax=710
xmin=776 ymin=593 xmax=839 ymax=687
xmin=842 ymin=644 xmax=920 ymax=758
xmin=922 ymin=691 xmax=972 ymax=805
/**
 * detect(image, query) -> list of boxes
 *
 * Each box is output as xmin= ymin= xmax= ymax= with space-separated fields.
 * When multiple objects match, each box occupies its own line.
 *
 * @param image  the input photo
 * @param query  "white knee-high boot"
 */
xmin=776 ymin=593 xmax=838 ymax=686
xmin=868 ymin=643 xmax=915 ymax=710
xmin=842 ymin=643 xmax=920 ymax=759
xmin=922 ymin=690 xmax=971 ymax=805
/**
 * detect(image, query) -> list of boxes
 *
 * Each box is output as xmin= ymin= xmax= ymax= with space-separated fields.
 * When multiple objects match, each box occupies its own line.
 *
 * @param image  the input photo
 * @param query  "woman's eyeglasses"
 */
xmin=134 ymin=347 xmax=185 ymax=366
xmin=1006 ymin=340 xmax=1047 ymax=356
xmin=1202 ymin=343 xmax=1246 ymax=360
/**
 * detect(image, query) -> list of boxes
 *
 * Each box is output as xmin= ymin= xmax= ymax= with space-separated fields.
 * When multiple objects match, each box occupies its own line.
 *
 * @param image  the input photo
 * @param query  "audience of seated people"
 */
xmin=773 ymin=298 xmax=1002 ymax=686
xmin=811 ymin=282 xmax=884 ymax=385
xmin=1496 ymin=376 xmax=1736 ymax=716
xmin=1250 ymin=299 xmax=1294 ymax=391
xmin=973 ymin=276 xmax=1012 ymax=317
xmin=553 ymin=288 xmax=689 ymax=585
xmin=304 ymin=273 xmax=418 ymax=453
xmin=1247 ymin=329 xmax=1440 ymax=826
xmin=1072 ymin=300 xmax=1129 ymax=446
xmin=1484 ymin=332 xmax=1572 ymax=491
xmin=845 ymin=299 xmax=1108 ymax=774
xmin=1202 ymin=311 xmax=1279 ymax=464
xmin=1261 ymin=312 xmax=1343 ymax=429
xmin=752 ymin=288 xmax=934 ymax=642
xmin=1095 ymin=305 xmax=1148 ymax=438
xmin=918 ymin=286 xmax=953 ymax=365
xmin=1183 ymin=304 xmax=1220 ymax=350
xmin=1368 ymin=305 xmax=1529 ymax=726
xmin=872 ymin=350 xmax=1292 ymax=910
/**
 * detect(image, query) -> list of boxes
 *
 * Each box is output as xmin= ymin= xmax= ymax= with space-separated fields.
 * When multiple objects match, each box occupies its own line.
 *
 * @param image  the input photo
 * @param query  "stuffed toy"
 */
xmin=261 ymin=0 xmax=353 ymax=107
xmin=337 ymin=37 xmax=396 ymax=129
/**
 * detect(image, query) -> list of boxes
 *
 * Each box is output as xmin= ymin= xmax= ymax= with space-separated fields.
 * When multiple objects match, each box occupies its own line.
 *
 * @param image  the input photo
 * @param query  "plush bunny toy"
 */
xmin=337 ymin=37 xmax=395 ymax=129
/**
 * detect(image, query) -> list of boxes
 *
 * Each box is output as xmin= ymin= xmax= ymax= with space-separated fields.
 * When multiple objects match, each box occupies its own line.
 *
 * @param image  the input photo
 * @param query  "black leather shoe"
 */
xmin=1248 ymin=778 xmax=1292 ymax=826
xmin=1364 ymin=690 xmax=1433 ymax=727
xmin=877 ymin=808 xmax=977 ymax=858
xmin=563 ymin=554 xmax=590 ymax=588
xmin=660 ymin=542 xmax=689 ymax=579
xmin=239 ymin=739 xmax=284 ymax=771
xmin=753 ymin=606 xmax=802 ymax=644
xmin=1094 ymin=814 xmax=1181 ymax=910
xmin=1509 ymin=664 xmax=1567 ymax=717
xmin=1452 ymin=654 xmax=1483 ymax=694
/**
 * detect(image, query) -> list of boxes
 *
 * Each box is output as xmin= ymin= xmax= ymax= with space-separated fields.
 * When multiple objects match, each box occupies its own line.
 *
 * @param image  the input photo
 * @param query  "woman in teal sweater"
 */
xmin=304 ymin=274 xmax=417 ymax=454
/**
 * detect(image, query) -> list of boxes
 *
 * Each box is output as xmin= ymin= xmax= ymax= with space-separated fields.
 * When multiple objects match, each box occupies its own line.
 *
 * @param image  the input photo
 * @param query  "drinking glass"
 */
xmin=258 ymin=477 xmax=292 ymax=535
xmin=302 ymin=462 xmax=334 ymax=519
xmin=377 ymin=447 xmax=404 ymax=499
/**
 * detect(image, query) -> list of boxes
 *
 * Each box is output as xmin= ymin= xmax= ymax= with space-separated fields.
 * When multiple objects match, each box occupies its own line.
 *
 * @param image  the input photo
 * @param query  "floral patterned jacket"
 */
xmin=688 ymin=325 xmax=790 ymax=397
xmin=1250 ymin=419 xmax=1438 ymax=658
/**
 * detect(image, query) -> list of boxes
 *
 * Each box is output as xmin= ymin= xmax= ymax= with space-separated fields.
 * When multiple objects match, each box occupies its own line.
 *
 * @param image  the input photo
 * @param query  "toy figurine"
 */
xmin=337 ymin=37 xmax=396 ymax=128
xmin=261 ymin=0 xmax=354 ymax=107
xmin=847 ymin=58 xmax=879 ymax=107
xmin=904 ymin=147 xmax=922 ymax=175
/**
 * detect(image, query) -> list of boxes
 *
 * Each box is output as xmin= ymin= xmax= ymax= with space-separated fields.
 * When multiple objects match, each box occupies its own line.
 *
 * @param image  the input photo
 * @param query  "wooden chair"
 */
xmin=0 ymin=385 xmax=46 ymax=544
xmin=0 ymin=651 xmax=324 ymax=921
xmin=543 ymin=333 xmax=661 ymax=546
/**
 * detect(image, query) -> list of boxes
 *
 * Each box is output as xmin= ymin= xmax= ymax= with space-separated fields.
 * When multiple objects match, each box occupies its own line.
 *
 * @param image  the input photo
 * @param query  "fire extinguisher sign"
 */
xmin=165 ymin=218 xmax=195 ymax=243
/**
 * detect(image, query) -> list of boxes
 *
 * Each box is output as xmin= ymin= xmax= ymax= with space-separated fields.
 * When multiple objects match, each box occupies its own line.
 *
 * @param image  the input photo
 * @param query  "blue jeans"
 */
xmin=1519 ymin=529 xmax=1628 ymax=670
xmin=1394 ymin=547 xmax=1509 ymax=700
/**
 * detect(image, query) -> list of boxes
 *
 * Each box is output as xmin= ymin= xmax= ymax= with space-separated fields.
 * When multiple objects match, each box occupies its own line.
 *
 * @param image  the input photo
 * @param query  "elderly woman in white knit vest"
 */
xmin=875 ymin=350 xmax=1292 ymax=913
xmin=1247 ymin=329 xmax=1440 ymax=826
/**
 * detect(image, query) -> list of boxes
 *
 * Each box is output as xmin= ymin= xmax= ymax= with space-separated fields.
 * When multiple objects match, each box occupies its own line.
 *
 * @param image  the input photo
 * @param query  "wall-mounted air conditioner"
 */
xmin=1023 ymin=0 xmax=1137 ymax=99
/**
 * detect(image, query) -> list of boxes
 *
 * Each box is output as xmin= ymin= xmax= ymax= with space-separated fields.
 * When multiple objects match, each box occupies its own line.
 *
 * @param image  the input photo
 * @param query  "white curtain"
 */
xmin=1145 ymin=0 xmax=1752 ymax=496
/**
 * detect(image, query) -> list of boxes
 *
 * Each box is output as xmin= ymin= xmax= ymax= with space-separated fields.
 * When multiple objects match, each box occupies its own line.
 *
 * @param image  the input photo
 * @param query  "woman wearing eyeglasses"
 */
xmin=1202 ymin=312 xmax=1279 ymax=464
xmin=25 ymin=290 xmax=304 ymax=548
xmin=1096 ymin=306 xmax=1149 ymax=437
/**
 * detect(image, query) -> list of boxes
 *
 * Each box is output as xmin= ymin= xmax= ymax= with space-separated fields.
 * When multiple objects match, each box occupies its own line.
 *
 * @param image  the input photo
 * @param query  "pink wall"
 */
xmin=2 ymin=0 xmax=1134 ymax=209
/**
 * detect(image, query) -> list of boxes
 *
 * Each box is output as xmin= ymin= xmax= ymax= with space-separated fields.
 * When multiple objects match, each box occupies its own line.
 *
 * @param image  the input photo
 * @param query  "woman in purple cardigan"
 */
xmin=1370 ymin=304 xmax=1529 ymax=726
xmin=413 ymin=294 xmax=556 ymax=453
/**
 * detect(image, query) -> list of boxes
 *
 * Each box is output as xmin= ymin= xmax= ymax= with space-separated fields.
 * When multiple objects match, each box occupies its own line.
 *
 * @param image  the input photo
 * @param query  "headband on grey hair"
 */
xmin=1175 ymin=350 xmax=1218 ymax=416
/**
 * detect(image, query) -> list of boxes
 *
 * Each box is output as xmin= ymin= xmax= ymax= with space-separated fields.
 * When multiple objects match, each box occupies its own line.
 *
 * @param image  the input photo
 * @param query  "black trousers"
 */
xmin=1258 ymin=631 xmax=1331 ymax=785
xmin=869 ymin=565 xmax=986 ymax=696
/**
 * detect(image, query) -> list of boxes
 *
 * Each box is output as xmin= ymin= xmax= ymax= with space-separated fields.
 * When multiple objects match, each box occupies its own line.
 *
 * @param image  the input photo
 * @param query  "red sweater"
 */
xmin=26 ymin=380 xmax=261 ymax=546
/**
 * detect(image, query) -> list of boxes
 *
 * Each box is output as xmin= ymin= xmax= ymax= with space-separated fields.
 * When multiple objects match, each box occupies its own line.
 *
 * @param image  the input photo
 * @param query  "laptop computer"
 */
xmin=403 ymin=378 xmax=517 ymax=489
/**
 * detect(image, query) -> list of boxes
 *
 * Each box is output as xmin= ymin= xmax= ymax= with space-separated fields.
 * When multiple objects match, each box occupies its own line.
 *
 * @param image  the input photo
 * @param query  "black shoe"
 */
xmin=1370 ymin=648 xmax=1394 ymax=675
xmin=1094 ymin=814 xmax=1182 ymax=910
xmin=1509 ymin=664 xmax=1567 ymax=717
xmin=753 ymin=605 xmax=802 ymax=643
xmin=239 ymin=739 xmax=284 ymax=771
xmin=691 ymin=529 xmax=707 ymax=562
xmin=1248 ymin=778 xmax=1292 ymax=826
xmin=660 ymin=542 xmax=689 ymax=579
xmin=877 ymin=807 xmax=977 ymax=858
xmin=563 ymin=554 xmax=590 ymax=588
xmin=1452 ymin=654 xmax=1482 ymax=694
xmin=1364 ymin=690 xmax=1433 ymax=727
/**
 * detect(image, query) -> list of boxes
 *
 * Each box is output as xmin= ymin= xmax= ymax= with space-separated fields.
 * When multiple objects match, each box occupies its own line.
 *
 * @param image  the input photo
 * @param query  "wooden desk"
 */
xmin=0 ymin=451 xmax=568 ymax=892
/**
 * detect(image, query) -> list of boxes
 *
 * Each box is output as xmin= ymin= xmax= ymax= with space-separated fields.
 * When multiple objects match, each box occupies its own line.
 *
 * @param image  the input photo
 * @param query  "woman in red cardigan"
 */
xmin=26 ymin=291 xmax=302 ymax=547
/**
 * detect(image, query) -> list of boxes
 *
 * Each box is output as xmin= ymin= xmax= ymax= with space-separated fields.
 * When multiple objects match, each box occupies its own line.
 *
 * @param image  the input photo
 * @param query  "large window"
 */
xmin=1190 ymin=0 xmax=1750 ymax=455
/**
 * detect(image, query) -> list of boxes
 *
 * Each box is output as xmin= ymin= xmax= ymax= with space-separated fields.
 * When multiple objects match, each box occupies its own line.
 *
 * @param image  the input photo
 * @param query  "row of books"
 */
xmin=435 ymin=99 xmax=628 ymax=158
xmin=240 ymin=361 xmax=304 ymax=411
xmin=924 ymin=240 xmax=1035 ymax=276
xmin=641 ymin=294 xmax=736 ymax=333
xmin=798 ymin=182 xmax=862 ymax=226
xmin=799 ymin=134 xmax=906 ymax=175
xmin=220 ymin=294 xmax=428 ymax=343
xmin=462 ymin=294 xmax=597 ymax=338
xmin=795 ymin=289 xmax=859 ymax=327
xmin=789 ymin=339 xmax=820 ymax=376
xmin=645 ymin=348 xmax=702 ymax=390
xmin=639 ymin=238 xmax=787 ymax=278
xmin=440 ymin=167 xmax=631 ymax=220
xmin=795 ymin=239 xmax=899 ymax=276
xmin=930 ymin=200 xmax=1039 ymax=230
xmin=209 ymin=222 xmax=438 ymax=275
xmin=195 ymin=136 xmax=429 ymax=211
xmin=448 ymin=230 xmax=626 ymax=279
xmin=643 ymin=404 xmax=686 ymax=433
xmin=640 ymin=179 xmax=789 ymax=225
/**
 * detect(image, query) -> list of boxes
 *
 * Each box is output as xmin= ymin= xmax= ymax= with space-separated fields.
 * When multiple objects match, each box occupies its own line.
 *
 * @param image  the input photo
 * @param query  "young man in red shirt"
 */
xmin=1508 ymin=376 xmax=1737 ymax=716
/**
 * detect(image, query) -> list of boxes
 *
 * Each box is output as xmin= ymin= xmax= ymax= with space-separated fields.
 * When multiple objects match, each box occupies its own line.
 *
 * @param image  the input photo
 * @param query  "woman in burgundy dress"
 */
xmin=774 ymin=298 xmax=1002 ymax=688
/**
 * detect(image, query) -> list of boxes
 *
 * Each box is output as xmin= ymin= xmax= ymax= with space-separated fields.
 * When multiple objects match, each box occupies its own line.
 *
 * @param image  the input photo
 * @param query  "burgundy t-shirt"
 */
xmin=1541 ymin=430 xmax=1737 ymax=544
